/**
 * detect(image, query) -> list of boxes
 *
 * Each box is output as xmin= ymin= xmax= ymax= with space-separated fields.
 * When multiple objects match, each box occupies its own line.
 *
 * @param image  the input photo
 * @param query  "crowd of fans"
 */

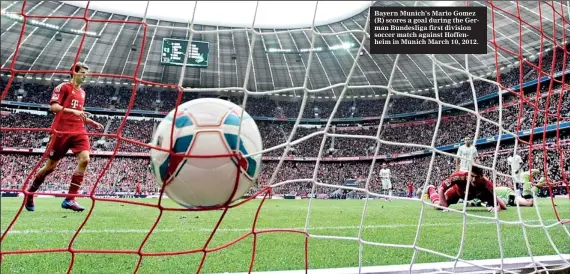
xmin=4 ymin=82 xmax=565 ymax=159
xmin=1 ymin=81 xmax=570 ymax=157
xmin=257 ymin=136 xmax=569 ymax=197
xmin=1 ymin=135 xmax=567 ymax=196
xmin=1 ymin=154 xmax=155 ymax=195
xmin=1 ymin=44 xmax=568 ymax=196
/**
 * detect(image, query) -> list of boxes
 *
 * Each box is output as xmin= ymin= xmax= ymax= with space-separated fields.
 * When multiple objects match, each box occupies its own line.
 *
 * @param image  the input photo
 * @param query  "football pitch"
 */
xmin=1 ymin=197 xmax=569 ymax=273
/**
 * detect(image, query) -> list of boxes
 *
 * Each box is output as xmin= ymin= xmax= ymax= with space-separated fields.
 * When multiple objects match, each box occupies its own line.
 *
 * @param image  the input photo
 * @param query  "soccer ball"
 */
xmin=149 ymin=98 xmax=263 ymax=208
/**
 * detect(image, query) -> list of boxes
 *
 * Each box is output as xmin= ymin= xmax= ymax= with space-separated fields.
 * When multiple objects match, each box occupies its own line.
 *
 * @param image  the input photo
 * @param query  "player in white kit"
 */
xmin=380 ymin=163 xmax=392 ymax=201
xmin=507 ymin=154 xmax=523 ymax=197
xmin=456 ymin=136 xmax=478 ymax=172
xmin=455 ymin=136 xmax=480 ymax=206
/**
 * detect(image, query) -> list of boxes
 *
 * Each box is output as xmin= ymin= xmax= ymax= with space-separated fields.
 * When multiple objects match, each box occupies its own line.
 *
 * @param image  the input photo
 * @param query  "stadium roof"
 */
xmin=62 ymin=1 xmax=372 ymax=29
xmin=1 ymin=1 xmax=568 ymax=100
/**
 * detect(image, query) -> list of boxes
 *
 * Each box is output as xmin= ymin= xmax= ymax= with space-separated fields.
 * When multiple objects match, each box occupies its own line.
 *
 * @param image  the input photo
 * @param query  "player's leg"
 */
xmin=428 ymin=184 xmax=461 ymax=211
xmin=426 ymin=185 xmax=441 ymax=208
xmin=25 ymin=158 xmax=60 ymax=211
xmin=477 ymin=191 xmax=507 ymax=212
xmin=61 ymin=135 xmax=90 ymax=212
xmin=514 ymin=183 xmax=522 ymax=198
xmin=513 ymin=171 xmax=522 ymax=197
xmin=25 ymin=134 xmax=65 ymax=211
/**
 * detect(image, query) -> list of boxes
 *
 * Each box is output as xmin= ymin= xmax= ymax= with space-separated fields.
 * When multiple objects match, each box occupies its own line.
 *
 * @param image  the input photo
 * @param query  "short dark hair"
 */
xmin=218 ymin=95 xmax=229 ymax=101
xmin=471 ymin=165 xmax=484 ymax=176
xmin=71 ymin=62 xmax=89 ymax=75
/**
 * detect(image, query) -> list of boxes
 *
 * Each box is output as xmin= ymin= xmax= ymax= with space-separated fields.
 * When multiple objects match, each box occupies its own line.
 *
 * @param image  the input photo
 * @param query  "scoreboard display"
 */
xmin=161 ymin=38 xmax=209 ymax=68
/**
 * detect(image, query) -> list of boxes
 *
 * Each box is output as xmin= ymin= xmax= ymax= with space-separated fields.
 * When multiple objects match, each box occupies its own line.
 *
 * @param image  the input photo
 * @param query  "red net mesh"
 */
xmin=0 ymin=1 xmax=569 ymax=273
xmin=0 ymin=2 xmax=307 ymax=273
xmin=488 ymin=1 xmax=569 ymax=223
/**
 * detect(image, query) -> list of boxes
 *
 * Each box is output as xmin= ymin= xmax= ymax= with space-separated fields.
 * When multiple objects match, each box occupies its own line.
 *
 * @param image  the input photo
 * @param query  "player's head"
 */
xmin=70 ymin=62 xmax=89 ymax=85
xmin=382 ymin=163 xmax=387 ymax=168
xmin=469 ymin=166 xmax=484 ymax=179
xmin=464 ymin=136 xmax=472 ymax=146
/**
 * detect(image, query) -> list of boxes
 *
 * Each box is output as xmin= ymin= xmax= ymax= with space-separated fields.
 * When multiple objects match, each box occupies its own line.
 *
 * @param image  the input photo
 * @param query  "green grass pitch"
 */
xmin=1 ymin=197 xmax=569 ymax=273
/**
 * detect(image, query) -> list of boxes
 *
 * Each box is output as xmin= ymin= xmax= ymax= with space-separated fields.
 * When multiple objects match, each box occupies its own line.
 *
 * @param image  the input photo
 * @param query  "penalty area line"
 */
xmin=3 ymin=219 xmax=562 ymax=235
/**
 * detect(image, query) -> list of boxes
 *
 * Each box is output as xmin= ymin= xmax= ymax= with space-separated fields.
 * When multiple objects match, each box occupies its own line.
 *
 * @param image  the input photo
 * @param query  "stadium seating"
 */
xmin=1 ymin=44 xmax=568 ymax=196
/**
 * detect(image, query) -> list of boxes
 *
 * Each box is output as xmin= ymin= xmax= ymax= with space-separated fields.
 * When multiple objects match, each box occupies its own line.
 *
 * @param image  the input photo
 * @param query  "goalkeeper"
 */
xmin=487 ymin=169 xmax=545 ymax=208
xmin=519 ymin=168 xmax=547 ymax=202
xmin=494 ymin=186 xmax=533 ymax=207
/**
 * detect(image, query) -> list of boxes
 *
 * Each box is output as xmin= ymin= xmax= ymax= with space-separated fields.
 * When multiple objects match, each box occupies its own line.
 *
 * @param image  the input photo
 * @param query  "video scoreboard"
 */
xmin=161 ymin=38 xmax=209 ymax=68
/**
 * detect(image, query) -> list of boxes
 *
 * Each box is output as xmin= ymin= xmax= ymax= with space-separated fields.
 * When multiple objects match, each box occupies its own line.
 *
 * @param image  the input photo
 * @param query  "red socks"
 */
xmin=428 ymin=186 xmax=440 ymax=204
xmin=67 ymin=172 xmax=84 ymax=200
xmin=28 ymin=169 xmax=54 ymax=193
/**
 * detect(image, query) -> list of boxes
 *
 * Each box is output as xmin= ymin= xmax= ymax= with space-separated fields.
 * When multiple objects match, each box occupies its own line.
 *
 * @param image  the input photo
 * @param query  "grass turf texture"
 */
xmin=1 ymin=197 xmax=569 ymax=273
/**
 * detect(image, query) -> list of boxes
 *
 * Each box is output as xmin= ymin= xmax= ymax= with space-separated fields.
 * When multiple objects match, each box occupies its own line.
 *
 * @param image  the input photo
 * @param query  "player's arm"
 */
xmin=482 ymin=178 xmax=507 ymax=211
xmin=437 ymin=185 xmax=449 ymax=208
xmin=485 ymin=194 xmax=507 ymax=212
xmin=473 ymin=147 xmax=479 ymax=163
xmin=50 ymin=85 xmax=103 ymax=129
xmin=84 ymin=117 xmax=104 ymax=130
xmin=533 ymin=177 xmax=547 ymax=188
xmin=49 ymin=102 xmax=87 ymax=119
xmin=437 ymin=175 xmax=458 ymax=208
xmin=493 ymin=197 xmax=507 ymax=211
xmin=51 ymin=102 xmax=102 ymax=129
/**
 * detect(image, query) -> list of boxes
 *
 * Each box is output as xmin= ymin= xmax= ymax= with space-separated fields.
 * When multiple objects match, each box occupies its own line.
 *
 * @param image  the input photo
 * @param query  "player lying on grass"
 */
xmin=494 ymin=186 xmax=533 ymax=207
xmin=24 ymin=62 xmax=104 ymax=212
xmin=425 ymin=166 xmax=507 ymax=212
xmin=489 ymin=169 xmax=547 ymax=207
xmin=519 ymin=168 xmax=547 ymax=201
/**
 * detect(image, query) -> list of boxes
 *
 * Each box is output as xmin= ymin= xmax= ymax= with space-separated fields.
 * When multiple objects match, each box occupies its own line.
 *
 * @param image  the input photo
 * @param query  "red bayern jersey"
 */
xmin=474 ymin=177 xmax=494 ymax=195
xmin=440 ymin=171 xmax=494 ymax=196
xmin=407 ymin=182 xmax=413 ymax=190
xmin=439 ymin=171 xmax=469 ymax=192
xmin=50 ymin=82 xmax=87 ymax=133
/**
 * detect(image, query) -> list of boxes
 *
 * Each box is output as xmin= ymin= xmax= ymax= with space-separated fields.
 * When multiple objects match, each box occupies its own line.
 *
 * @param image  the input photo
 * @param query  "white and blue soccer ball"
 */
xmin=149 ymin=98 xmax=263 ymax=208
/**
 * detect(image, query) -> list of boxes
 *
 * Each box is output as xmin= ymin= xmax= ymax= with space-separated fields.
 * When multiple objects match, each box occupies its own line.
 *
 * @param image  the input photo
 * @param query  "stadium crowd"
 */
xmin=1 ymin=44 xmax=568 ymax=197
xmin=2 ymin=81 xmax=566 ymax=157
xmin=1 ymin=135 xmax=567 ymax=197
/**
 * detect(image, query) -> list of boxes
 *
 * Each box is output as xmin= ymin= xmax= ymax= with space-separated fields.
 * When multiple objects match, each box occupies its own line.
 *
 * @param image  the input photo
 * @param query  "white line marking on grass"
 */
xmin=3 ymin=219 xmax=564 ymax=235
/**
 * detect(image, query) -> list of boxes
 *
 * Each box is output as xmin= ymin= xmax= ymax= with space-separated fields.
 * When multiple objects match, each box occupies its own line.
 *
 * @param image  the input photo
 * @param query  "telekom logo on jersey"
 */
xmin=71 ymin=99 xmax=79 ymax=109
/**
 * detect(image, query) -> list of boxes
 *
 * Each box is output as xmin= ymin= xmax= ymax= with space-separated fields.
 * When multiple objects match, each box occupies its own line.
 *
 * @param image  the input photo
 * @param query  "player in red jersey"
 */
xmin=424 ymin=166 xmax=507 ymax=212
xmin=407 ymin=182 xmax=414 ymax=198
xmin=25 ymin=62 xmax=103 ymax=212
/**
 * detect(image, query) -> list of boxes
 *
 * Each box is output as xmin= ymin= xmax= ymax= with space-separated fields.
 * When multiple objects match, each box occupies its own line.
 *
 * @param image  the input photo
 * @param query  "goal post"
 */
xmin=1 ymin=1 xmax=569 ymax=274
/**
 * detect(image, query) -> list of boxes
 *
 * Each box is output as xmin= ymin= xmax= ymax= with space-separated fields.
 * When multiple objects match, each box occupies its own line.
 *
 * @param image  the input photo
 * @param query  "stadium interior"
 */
xmin=0 ymin=1 xmax=569 ymax=273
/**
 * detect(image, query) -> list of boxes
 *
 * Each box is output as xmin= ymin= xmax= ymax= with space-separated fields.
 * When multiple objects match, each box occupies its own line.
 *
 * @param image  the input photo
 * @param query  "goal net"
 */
xmin=1 ymin=1 xmax=569 ymax=273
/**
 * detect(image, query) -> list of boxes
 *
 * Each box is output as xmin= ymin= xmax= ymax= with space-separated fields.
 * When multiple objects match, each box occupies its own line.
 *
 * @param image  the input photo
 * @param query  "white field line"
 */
xmin=2 ymin=219 xmax=565 ymax=235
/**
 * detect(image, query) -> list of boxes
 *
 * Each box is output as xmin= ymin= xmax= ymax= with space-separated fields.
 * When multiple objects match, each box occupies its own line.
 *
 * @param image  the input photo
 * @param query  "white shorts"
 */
xmin=382 ymin=181 xmax=391 ymax=190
